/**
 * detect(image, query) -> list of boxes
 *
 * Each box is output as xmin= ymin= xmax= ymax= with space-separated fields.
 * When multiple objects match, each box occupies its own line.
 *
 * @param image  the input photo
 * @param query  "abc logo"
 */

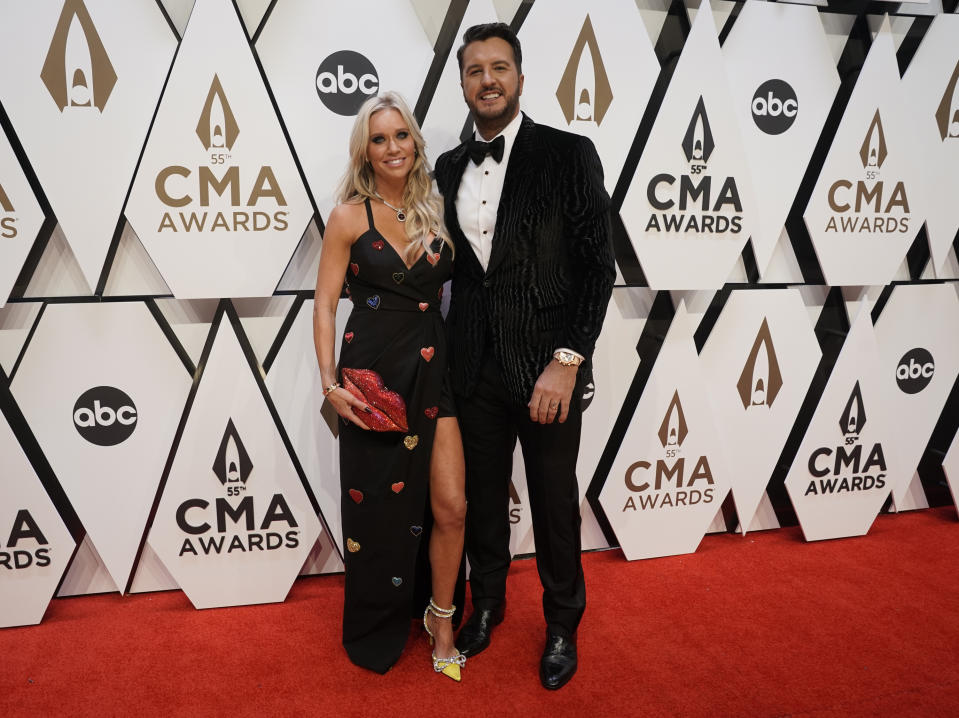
xmin=315 ymin=50 xmax=379 ymax=116
xmin=73 ymin=386 xmax=138 ymax=446
xmin=751 ymin=79 xmax=798 ymax=135
xmin=895 ymin=348 xmax=934 ymax=394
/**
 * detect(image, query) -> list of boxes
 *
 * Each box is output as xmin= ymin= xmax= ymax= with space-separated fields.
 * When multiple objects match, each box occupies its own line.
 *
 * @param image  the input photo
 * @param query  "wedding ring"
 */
xmin=549 ymin=402 xmax=558 ymax=409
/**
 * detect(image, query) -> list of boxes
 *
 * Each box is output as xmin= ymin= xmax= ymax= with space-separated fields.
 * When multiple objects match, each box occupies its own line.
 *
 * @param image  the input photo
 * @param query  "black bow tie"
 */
xmin=467 ymin=135 xmax=505 ymax=165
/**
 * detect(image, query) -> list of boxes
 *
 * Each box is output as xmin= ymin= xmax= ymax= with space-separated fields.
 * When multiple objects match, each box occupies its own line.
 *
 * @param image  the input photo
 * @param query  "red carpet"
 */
xmin=3 ymin=508 xmax=959 ymax=717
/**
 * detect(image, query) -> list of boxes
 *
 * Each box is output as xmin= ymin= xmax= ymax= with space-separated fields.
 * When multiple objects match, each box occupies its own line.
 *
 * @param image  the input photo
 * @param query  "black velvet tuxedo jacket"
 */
xmin=435 ymin=114 xmax=615 ymax=404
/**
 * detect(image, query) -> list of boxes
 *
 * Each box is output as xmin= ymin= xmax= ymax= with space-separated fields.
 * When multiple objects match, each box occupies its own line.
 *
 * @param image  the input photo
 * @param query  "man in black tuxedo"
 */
xmin=434 ymin=23 xmax=614 ymax=689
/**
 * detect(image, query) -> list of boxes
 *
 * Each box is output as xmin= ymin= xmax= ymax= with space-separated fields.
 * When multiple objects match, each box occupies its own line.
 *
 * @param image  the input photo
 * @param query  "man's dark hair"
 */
xmin=456 ymin=22 xmax=522 ymax=74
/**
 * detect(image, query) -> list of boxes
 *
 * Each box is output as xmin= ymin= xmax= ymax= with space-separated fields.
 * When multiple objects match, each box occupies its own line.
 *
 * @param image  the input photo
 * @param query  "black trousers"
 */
xmin=455 ymin=354 xmax=586 ymax=637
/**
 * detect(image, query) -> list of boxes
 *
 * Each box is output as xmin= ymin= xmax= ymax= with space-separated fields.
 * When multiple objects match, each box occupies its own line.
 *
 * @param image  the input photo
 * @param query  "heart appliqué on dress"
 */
xmin=418 ymin=302 xmax=429 ymax=312
xmin=349 ymin=489 xmax=364 ymax=503
xmin=403 ymin=435 xmax=419 ymax=450
xmin=346 ymin=538 xmax=360 ymax=552
xmin=420 ymin=347 xmax=435 ymax=362
xmin=350 ymin=262 xmax=359 ymax=276
xmin=392 ymin=272 xmax=404 ymax=284
xmin=391 ymin=577 xmax=403 ymax=587
xmin=426 ymin=251 xmax=441 ymax=266
xmin=410 ymin=525 xmax=423 ymax=537
xmin=424 ymin=406 xmax=439 ymax=420
xmin=344 ymin=332 xmax=354 ymax=343
xmin=391 ymin=482 xmax=405 ymax=493
xmin=366 ymin=295 xmax=380 ymax=310
xmin=372 ymin=240 xmax=384 ymax=250
xmin=437 ymin=286 xmax=443 ymax=300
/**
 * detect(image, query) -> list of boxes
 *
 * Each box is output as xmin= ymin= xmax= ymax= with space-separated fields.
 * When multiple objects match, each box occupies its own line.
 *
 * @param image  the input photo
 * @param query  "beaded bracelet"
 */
xmin=323 ymin=382 xmax=341 ymax=396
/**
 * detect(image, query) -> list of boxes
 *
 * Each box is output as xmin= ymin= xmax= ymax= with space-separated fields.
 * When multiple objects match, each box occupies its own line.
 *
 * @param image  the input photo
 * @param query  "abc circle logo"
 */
xmin=73 ymin=386 xmax=138 ymax=446
xmin=316 ymin=50 xmax=379 ymax=116
xmin=895 ymin=348 xmax=934 ymax=394
xmin=751 ymin=79 xmax=798 ymax=135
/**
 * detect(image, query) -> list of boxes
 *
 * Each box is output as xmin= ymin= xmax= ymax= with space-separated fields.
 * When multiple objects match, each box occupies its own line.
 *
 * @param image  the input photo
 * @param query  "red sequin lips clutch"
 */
xmin=340 ymin=368 xmax=409 ymax=432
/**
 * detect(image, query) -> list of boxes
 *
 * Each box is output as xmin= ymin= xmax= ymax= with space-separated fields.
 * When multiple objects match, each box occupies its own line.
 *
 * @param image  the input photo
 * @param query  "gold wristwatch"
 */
xmin=553 ymin=350 xmax=583 ymax=367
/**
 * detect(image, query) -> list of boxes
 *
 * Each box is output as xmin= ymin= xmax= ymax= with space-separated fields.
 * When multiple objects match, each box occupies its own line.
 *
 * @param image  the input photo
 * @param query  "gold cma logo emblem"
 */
xmin=935 ymin=60 xmax=959 ymax=141
xmin=0 ymin=183 xmax=13 ymax=213
xmin=839 ymin=381 xmax=866 ymax=437
xmin=555 ymin=15 xmax=613 ymax=126
xmin=41 ymin=0 xmax=116 ymax=112
xmin=657 ymin=391 xmax=688 ymax=448
xmin=737 ymin=318 xmax=783 ymax=409
xmin=682 ymin=97 xmax=715 ymax=164
xmin=859 ymin=111 xmax=887 ymax=169
xmin=197 ymin=75 xmax=240 ymax=151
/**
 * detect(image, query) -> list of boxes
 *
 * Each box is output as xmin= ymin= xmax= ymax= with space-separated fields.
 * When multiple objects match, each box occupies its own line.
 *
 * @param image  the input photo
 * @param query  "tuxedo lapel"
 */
xmin=440 ymin=143 xmax=484 ymax=275
xmin=486 ymin=115 xmax=538 ymax=277
xmin=442 ymin=143 xmax=470 ymax=231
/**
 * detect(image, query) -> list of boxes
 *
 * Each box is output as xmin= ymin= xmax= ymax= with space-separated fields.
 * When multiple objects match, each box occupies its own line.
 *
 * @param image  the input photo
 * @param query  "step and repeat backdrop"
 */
xmin=1 ymin=0 xmax=958 ymax=628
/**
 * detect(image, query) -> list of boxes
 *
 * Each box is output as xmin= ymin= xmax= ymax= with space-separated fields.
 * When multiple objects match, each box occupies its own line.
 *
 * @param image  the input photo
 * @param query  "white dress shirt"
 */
xmin=454 ymin=112 xmax=523 ymax=272
xmin=454 ymin=112 xmax=583 ymax=363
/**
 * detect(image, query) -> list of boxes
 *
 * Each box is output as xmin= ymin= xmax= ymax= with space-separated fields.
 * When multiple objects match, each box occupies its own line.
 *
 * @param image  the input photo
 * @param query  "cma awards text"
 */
xmin=804 ymin=442 xmax=887 ymax=496
xmin=644 ymin=173 xmax=744 ymax=235
xmin=174 ymin=494 xmax=300 ymax=556
xmin=621 ymin=456 xmax=716 ymax=511
xmin=154 ymin=164 xmax=290 ymax=233
xmin=1 ymin=510 xmax=52 ymax=570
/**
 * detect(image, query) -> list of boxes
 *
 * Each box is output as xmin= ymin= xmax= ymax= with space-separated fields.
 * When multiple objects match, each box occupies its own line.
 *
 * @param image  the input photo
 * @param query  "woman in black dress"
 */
xmin=313 ymin=92 xmax=466 ymax=679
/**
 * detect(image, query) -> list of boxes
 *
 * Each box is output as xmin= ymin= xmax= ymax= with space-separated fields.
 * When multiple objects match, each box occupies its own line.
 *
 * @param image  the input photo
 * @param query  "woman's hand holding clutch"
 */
xmin=325 ymin=382 xmax=373 ymax=431
xmin=339 ymin=368 xmax=409 ymax=432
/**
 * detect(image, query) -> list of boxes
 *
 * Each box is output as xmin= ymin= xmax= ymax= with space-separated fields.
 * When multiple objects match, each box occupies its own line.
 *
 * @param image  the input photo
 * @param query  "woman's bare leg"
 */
xmin=426 ymin=416 xmax=466 ymax=661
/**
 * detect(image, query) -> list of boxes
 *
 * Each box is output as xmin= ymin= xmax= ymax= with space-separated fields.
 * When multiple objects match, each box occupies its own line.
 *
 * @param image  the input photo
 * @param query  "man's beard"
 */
xmin=468 ymin=88 xmax=520 ymax=126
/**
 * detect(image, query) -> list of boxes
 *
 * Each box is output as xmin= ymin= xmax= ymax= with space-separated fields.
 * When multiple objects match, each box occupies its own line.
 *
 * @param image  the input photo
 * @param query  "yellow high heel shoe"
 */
xmin=423 ymin=597 xmax=467 ymax=682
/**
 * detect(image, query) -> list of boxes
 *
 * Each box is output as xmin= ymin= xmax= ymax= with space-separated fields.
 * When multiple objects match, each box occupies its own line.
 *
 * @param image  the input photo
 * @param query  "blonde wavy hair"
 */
xmin=337 ymin=92 xmax=452 ymax=262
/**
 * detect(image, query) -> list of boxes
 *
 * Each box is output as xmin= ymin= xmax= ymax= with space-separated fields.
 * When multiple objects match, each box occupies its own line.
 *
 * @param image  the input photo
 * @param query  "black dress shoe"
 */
xmin=454 ymin=605 xmax=505 ymax=657
xmin=540 ymin=632 xmax=577 ymax=690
